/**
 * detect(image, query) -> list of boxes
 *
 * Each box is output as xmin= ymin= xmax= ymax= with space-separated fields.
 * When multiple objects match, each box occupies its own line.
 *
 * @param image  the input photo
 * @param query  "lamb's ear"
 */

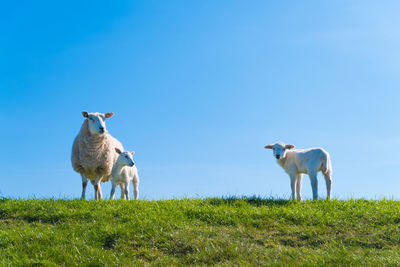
xmin=285 ymin=144 xmax=295 ymax=150
xmin=82 ymin=111 xmax=89 ymax=118
xmin=105 ymin=112 xmax=114 ymax=118
xmin=115 ymin=148 xmax=122 ymax=154
xmin=264 ymin=145 xmax=274 ymax=149
xmin=130 ymin=151 xmax=135 ymax=156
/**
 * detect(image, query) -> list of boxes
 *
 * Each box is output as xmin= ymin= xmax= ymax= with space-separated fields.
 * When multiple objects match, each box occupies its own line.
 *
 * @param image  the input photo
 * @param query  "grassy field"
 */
xmin=0 ymin=198 xmax=399 ymax=266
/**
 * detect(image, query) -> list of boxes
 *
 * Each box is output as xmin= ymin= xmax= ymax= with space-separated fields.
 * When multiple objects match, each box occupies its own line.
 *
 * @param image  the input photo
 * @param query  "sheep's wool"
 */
xmin=72 ymin=120 xmax=123 ymax=182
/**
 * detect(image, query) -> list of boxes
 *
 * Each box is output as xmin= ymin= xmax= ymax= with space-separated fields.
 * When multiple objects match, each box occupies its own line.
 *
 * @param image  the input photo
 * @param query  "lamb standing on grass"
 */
xmin=71 ymin=111 xmax=123 ymax=200
xmin=110 ymin=148 xmax=139 ymax=200
xmin=264 ymin=142 xmax=332 ymax=200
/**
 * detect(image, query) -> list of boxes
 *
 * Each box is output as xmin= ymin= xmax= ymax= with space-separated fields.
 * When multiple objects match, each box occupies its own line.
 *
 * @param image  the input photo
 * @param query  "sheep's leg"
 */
xmin=110 ymin=182 xmax=116 ymax=200
xmin=289 ymin=174 xmax=297 ymax=200
xmin=324 ymin=173 xmax=332 ymax=200
xmin=296 ymin=174 xmax=303 ymax=201
xmin=93 ymin=184 xmax=98 ymax=200
xmin=94 ymin=177 xmax=103 ymax=200
xmin=124 ymin=181 xmax=130 ymax=200
xmin=308 ymin=172 xmax=318 ymax=200
xmin=81 ymin=175 xmax=88 ymax=200
xmin=133 ymin=180 xmax=139 ymax=200
xmin=120 ymin=184 xmax=125 ymax=199
xmin=98 ymin=184 xmax=103 ymax=200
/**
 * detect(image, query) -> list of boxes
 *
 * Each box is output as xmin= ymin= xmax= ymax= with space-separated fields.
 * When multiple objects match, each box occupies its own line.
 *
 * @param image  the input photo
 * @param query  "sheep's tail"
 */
xmin=322 ymin=153 xmax=332 ymax=176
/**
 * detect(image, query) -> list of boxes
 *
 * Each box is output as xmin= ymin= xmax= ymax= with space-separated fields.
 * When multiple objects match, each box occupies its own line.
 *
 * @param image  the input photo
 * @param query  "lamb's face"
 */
xmin=115 ymin=148 xmax=135 ymax=167
xmin=264 ymin=142 xmax=295 ymax=160
xmin=82 ymin=111 xmax=114 ymax=135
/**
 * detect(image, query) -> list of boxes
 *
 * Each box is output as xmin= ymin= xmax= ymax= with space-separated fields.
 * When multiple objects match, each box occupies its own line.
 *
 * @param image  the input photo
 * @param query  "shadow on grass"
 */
xmin=205 ymin=196 xmax=293 ymax=207
xmin=21 ymin=214 xmax=63 ymax=224
xmin=0 ymin=198 xmax=10 ymax=204
xmin=0 ymin=198 xmax=11 ymax=219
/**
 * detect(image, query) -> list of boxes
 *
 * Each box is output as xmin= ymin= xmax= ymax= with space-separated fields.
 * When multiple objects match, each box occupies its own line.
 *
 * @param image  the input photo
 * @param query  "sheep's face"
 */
xmin=264 ymin=142 xmax=295 ymax=160
xmin=82 ymin=111 xmax=114 ymax=135
xmin=115 ymin=148 xmax=135 ymax=167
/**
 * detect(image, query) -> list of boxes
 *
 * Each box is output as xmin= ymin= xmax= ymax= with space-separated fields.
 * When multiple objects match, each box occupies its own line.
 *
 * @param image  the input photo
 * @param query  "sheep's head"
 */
xmin=82 ymin=111 xmax=114 ymax=135
xmin=115 ymin=148 xmax=135 ymax=167
xmin=264 ymin=142 xmax=295 ymax=160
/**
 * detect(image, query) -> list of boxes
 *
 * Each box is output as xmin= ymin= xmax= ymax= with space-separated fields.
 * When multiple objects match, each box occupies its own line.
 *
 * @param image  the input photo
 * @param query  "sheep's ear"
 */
xmin=264 ymin=145 xmax=274 ymax=149
xmin=130 ymin=151 xmax=135 ymax=156
xmin=82 ymin=111 xmax=89 ymax=118
xmin=105 ymin=112 xmax=114 ymax=118
xmin=115 ymin=148 xmax=122 ymax=154
xmin=285 ymin=144 xmax=295 ymax=150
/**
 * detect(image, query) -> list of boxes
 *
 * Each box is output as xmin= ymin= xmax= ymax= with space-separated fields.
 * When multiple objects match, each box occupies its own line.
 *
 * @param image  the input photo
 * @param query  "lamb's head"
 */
xmin=264 ymin=142 xmax=295 ymax=160
xmin=82 ymin=111 xmax=114 ymax=135
xmin=115 ymin=148 xmax=135 ymax=167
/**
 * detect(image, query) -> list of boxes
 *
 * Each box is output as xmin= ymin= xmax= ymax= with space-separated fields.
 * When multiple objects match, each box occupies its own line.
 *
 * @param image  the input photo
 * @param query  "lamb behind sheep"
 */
xmin=71 ymin=111 xmax=123 ymax=200
xmin=110 ymin=148 xmax=139 ymax=200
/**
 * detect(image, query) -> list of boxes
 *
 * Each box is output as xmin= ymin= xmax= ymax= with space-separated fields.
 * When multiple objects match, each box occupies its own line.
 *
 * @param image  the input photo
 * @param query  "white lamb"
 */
xmin=264 ymin=142 xmax=332 ymax=200
xmin=110 ymin=148 xmax=140 ymax=200
xmin=71 ymin=111 xmax=123 ymax=200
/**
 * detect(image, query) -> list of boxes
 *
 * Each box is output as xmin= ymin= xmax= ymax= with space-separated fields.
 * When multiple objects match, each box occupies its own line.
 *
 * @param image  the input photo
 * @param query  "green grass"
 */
xmin=0 ymin=198 xmax=399 ymax=266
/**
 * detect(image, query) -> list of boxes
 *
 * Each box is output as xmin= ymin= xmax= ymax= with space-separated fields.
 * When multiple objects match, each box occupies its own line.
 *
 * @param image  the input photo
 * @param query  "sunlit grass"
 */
xmin=0 ymin=198 xmax=399 ymax=266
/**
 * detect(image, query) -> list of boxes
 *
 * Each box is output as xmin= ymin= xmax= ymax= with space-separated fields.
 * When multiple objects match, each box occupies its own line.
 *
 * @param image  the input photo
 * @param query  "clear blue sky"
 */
xmin=1 ymin=1 xmax=400 ymax=200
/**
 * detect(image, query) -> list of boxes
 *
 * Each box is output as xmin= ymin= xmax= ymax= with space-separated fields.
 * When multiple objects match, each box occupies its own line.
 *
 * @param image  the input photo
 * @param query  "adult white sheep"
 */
xmin=264 ymin=142 xmax=332 ymax=200
xmin=110 ymin=148 xmax=139 ymax=200
xmin=71 ymin=111 xmax=123 ymax=200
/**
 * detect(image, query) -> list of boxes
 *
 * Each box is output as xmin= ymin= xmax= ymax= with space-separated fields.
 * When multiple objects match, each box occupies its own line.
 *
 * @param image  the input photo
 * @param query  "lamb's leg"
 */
xmin=324 ymin=173 xmax=332 ymax=200
xmin=296 ymin=174 xmax=303 ymax=201
xmin=120 ymin=184 xmax=125 ymax=199
xmin=133 ymin=180 xmax=139 ymax=200
xmin=289 ymin=174 xmax=297 ymax=200
xmin=308 ymin=172 xmax=318 ymax=200
xmin=124 ymin=181 xmax=130 ymax=200
xmin=110 ymin=182 xmax=116 ymax=200
xmin=81 ymin=175 xmax=88 ymax=200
